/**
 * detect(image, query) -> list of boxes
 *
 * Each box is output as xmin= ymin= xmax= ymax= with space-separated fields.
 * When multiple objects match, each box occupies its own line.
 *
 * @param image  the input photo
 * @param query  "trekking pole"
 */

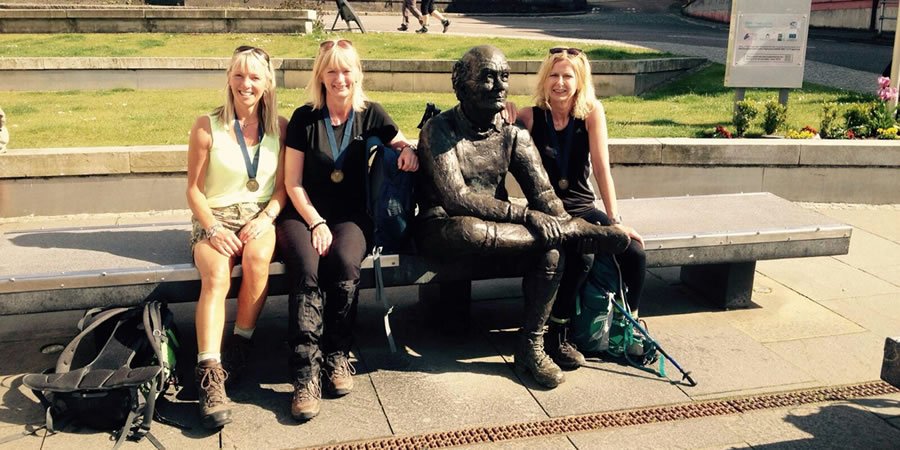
xmin=609 ymin=299 xmax=697 ymax=387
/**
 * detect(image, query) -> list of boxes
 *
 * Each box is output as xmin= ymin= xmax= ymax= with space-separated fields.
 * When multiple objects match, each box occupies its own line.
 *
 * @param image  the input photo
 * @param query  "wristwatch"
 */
xmin=261 ymin=209 xmax=278 ymax=220
xmin=206 ymin=223 xmax=224 ymax=239
xmin=610 ymin=215 xmax=623 ymax=225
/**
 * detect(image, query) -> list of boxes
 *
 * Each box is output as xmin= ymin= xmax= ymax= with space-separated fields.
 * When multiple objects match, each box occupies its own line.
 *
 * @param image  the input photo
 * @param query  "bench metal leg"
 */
xmin=680 ymin=261 xmax=756 ymax=309
xmin=418 ymin=281 xmax=472 ymax=331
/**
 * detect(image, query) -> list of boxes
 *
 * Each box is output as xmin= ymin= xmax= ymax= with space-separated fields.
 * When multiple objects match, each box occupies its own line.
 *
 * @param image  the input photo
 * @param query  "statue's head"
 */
xmin=452 ymin=45 xmax=510 ymax=118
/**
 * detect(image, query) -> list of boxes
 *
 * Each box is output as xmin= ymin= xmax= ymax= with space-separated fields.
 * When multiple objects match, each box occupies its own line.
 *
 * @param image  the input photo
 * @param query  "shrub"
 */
xmin=762 ymin=100 xmax=787 ymax=135
xmin=820 ymin=102 xmax=844 ymax=139
xmin=843 ymin=102 xmax=878 ymax=137
xmin=732 ymin=100 xmax=758 ymax=137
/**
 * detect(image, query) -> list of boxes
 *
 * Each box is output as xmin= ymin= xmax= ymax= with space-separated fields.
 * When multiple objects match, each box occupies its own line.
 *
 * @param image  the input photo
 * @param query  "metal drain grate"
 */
xmin=308 ymin=381 xmax=900 ymax=450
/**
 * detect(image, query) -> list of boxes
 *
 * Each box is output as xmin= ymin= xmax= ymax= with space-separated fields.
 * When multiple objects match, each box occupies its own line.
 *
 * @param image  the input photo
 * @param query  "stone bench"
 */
xmin=0 ymin=193 xmax=852 ymax=316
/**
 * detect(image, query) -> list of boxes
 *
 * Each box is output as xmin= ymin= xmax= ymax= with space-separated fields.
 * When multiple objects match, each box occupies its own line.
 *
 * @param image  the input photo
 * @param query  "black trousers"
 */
xmin=553 ymin=207 xmax=646 ymax=319
xmin=276 ymin=208 xmax=369 ymax=380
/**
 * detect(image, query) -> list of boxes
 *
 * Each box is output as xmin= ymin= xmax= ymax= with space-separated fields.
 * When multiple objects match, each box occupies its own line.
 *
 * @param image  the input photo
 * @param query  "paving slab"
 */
xmin=723 ymin=402 xmax=900 ymax=449
xmin=833 ymin=228 xmax=900 ymax=271
xmin=763 ymin=331 xmax=886 ymax=387
xmin=809 ymin=205 xmax=900 ymax=243
xmin=846 ymin=392 xmax=900 ymax=419
xmin=566 ymin=415 xmax=747 ymax=450
xmin=464 ymin=435 xmax=576 ymax=449
xmin=723 ymin=274 xmax=864 ymax=343
xmin=820 ymin=293 xmax=900 ymax=340
xmin=757 ymin=256 xmax=900 ymax=302
xmin=637 ymin=313 xmax=814 ymax=398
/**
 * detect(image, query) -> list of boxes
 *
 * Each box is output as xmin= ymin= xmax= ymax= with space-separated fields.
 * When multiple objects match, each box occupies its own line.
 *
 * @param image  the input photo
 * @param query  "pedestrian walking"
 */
xmin=420 ymin=0 xmax=450 ymax=33
xmin=397 ymin=0 xmax=427 ymax=33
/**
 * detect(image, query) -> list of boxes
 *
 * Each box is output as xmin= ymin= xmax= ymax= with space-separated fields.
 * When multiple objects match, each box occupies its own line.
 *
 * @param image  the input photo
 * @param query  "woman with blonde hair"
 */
xmin=276 ymin=38 xmax=418 ymax=421
xmin=510 ymin=47 xmax=646 ymax=370
xmin=186 ymin=45 xmax=287 ymax=429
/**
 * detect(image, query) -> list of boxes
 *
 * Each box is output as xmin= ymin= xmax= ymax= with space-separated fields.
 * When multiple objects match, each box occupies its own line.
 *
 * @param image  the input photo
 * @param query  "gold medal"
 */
xmin=330 ymin=170 xmax=344 ymax=183
xmin=558 ymin=178 xmax=569 ymax=191
xmin=246 ymin=179 xmax=259 ymax=192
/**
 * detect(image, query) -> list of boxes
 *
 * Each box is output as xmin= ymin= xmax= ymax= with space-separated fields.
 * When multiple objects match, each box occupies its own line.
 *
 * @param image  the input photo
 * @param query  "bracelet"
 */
xmin=206 ymin=223 xmax=224 ymax=239
xmin=522 ymin=206 xmax=530 ymax=223
xmin=308 ymin=219 xmax=327 ymax=232
xmin=401 ymin=144 xmax=417 ymax=153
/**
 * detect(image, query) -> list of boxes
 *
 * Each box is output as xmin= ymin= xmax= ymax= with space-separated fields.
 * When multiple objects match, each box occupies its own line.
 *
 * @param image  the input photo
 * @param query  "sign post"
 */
xmin=725 ymin=0 xmax=811 ymax=108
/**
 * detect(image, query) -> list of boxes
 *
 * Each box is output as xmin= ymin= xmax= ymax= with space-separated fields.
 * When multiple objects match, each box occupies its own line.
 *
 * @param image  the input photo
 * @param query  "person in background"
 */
xmin=0 ymin=107 xmax=9 ymax=152
xmin=186 ymin=46 xmax=287 ymax=429
xmin=397 ymin=0 xmax=427 ymax=33
xmin=508 ymin=47 xmax=646 ymax=369
xmin=420 ymin=0 xmax=450 ymax=33
xmin=277 ymin=38 xmax=418 ymax=422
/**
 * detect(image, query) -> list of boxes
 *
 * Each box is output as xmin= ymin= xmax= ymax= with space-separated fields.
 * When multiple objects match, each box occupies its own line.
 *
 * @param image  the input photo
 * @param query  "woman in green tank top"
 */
xmin=185 ymin=46 xmax=288 ymax=429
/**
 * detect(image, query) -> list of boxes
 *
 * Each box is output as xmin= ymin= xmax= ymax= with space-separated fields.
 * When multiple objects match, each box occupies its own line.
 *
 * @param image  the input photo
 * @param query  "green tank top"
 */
xmin=204 ymin=114 xmax=280 ymax=208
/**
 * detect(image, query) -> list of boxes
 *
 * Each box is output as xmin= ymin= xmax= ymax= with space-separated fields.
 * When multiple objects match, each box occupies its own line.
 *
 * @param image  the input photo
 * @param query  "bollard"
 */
xmin=0 ymin=107 xmax=8 ymax=153
xmin=881 ymin=336 xmax=900 ymax=388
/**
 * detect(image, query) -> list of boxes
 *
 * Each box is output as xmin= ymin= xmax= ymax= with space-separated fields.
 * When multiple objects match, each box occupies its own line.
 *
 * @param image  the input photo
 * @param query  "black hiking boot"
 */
xmin=222 ymin=334 xmax=252 ymax=386
xmin=416 ymin=25 xmax=428 ymax=33
xmin=515 ymin=330 xmax=565 ymax=388
xmin=545 ymin=321 xmax=585 ymax=370
xmin=442 ymin=19 xmax=450 ymax=33
xmin=196 ymin=359 xmax=232 ymax=429
xmin=397 ymin=23 xmax=409 ymax=31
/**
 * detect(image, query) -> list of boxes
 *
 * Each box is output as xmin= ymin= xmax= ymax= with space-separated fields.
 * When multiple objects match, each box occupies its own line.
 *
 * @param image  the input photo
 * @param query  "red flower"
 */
xmin=714 ymin=125 xmax=732 ymax=139
xmin=846 ymin=130 xmax=856 ymax=139
xmin=802 ymin=125 xmax=818 ymax=135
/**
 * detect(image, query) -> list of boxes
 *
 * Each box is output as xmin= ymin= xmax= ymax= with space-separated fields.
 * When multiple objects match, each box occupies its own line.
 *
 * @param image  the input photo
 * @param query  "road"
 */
xmin=328 ymin=0 xmax=893 ymax=93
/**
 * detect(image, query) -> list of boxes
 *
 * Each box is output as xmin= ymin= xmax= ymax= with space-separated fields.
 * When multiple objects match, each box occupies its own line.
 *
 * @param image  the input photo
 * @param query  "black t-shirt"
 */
xmin=529 ymin=106 xmax=596 ymax=216
xmin=284 ymin=101 xmax=399 ymax=223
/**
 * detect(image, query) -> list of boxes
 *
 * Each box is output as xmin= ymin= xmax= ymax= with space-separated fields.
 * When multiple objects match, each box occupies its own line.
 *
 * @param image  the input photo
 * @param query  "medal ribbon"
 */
xmin=545 ymin=109 xmax=574 ymax=185
xmin=233 ymin=119 xmax=264 ymax=185
xmin=323 ymin=106 xmax=356 ymax=171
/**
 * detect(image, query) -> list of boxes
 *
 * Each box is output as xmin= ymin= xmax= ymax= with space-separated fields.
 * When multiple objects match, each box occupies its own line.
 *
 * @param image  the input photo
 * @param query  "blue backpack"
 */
xmin=365 ymin=136 xmax=413 ymax=253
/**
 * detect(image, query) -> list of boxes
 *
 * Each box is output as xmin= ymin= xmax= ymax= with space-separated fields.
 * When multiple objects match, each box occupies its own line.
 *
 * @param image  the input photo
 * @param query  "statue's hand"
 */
xmin=525 ymin=210 xmax=563 ymax=247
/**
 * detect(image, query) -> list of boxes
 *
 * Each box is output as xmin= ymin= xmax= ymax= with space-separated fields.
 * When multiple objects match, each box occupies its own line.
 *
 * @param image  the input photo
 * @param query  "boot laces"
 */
xmin=294 ymin=376 xmax=321 ymax=402
xmin=558 ymin=326 xmax=579 ymax=354
xmin=331 ymin=356 xmax=356 ymax=379
xmin=199 ymin=365 xmax=228 ymax=405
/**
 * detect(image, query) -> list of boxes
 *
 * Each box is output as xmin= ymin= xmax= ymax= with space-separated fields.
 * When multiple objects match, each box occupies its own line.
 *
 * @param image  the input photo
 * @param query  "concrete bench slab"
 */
xmin=0 ymin=193 xmax=851 ymax=315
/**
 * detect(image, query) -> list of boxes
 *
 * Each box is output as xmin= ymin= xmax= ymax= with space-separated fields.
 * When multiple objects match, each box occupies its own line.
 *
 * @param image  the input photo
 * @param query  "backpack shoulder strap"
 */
xmin=56 ymin=307 xmax=132 ymax=374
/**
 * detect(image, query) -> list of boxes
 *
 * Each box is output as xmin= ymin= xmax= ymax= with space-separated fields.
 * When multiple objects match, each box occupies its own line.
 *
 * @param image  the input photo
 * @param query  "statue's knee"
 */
xmin=535 ymin=247 xmax=564 ymax=280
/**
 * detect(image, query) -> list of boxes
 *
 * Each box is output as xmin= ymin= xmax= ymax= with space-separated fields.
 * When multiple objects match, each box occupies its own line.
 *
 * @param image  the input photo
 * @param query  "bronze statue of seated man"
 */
xmin=413 ymin=45 xmax=630 ymax=388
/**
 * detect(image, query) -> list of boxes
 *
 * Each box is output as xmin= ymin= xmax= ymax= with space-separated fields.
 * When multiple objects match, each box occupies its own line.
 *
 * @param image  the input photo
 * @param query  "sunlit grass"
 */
xmin=0 ymin=32 xmax=665 ymax=60
xmin=0 ymin=64 xmax=875 ymax=149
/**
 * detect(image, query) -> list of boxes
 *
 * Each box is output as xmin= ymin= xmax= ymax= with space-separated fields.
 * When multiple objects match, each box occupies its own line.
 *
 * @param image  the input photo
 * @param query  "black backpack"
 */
xmin=20 ymin=300 xmax=179 ymax=448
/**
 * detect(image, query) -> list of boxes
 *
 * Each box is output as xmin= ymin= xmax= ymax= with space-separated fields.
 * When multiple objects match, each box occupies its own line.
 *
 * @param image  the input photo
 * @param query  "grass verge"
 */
xmin=0 ymin=64 xmax=875 ymax=149
xmin=0 ymin=32 xmax=664 ymax=60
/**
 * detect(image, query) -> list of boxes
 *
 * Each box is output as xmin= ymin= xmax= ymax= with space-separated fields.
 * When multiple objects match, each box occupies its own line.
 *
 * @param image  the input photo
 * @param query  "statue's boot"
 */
xmin=514 ymin=248 xmax=565 ymax=388
xmin=559 ymin=217 xmax=631 ymax=254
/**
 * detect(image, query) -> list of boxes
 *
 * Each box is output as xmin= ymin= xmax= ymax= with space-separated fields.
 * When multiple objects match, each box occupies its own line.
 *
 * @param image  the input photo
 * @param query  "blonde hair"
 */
xmin=212 ymin=46 xmax=279 ymax=137
xmin=306 ymin=38 xmax=367 ymax=112
xmin=533 ymin=50 xmax=596 ymax=119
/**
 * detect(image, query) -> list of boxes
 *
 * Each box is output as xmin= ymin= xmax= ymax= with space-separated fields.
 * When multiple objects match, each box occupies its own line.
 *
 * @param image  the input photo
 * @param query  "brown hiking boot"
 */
xmin=291 ymin=375 xmax=322 ymax=421
xmin=514 ymin=330 xmax=565 ymax=388
xmin=195 ymin=359 xmax=232 ymax=429
xmin=545 ymin=322 xmax=585 ymax=370
xmin=324 ymin=352 xmax=356 ymax=397
xmin=222 ymin=334 xmax=252 ymax=386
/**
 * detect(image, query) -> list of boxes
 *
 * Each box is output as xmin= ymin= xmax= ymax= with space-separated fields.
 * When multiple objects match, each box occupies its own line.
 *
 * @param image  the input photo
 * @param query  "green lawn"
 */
xmin=0 ymin=32 xmax=665 ymax=60
xmin=0 ymin=64 xmax=875 ymax=149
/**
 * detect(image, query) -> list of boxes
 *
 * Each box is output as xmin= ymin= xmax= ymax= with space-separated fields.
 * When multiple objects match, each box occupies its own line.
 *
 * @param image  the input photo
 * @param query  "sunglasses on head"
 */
xmin=234 ymin=45 xmax=270 ymax=63
xmin=319 ymin=39 xmax=353 ymax=52
xmin=549 ymin=47 xmax=583 ymax=56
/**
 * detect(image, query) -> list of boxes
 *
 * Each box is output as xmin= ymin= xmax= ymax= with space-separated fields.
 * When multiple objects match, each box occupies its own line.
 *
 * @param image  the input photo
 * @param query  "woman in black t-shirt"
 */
xmin=276 ymin=39 xmax=418 ymax=422
xmin=510 ymin=47 xmax=646 ymax=370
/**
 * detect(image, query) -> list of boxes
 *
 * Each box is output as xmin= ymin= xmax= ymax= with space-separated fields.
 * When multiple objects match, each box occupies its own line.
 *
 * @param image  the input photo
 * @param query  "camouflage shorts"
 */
xmin=190 ymin=202 xmax=267 ymax=248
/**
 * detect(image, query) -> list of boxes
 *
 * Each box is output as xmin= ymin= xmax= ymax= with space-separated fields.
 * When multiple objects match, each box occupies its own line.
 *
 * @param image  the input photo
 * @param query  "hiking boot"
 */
xmin=324 ymin=352 xmax=356 ymax=397
xmin=514 ymin=330 xmax=565 ymax=388
xmin=415 ymin=26 xmax=428 ymax=33
xmin=545 ymin=322 xmax=585 ymax=370
xmin=196 ymin=359 xmax=232 ymax=429
xmin=442 ymin=19 xmax=450 ymax=33
xmin=291 ymin=375 xmax=322 ymax=421
xmin=397 ymin=23 xmax=408 ymax=31
xmin=222 ymin=334 xmax=252 ymax=386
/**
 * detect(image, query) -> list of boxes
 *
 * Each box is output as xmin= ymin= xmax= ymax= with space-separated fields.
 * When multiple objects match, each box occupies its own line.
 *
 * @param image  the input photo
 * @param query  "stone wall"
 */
xmin=0 ymin=1 xmax=588 ymax=13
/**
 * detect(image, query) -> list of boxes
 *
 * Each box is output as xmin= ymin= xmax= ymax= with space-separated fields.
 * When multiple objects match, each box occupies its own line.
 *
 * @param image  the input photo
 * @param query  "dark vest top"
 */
xmin=529 ymin=106 xmax=596 ymax=215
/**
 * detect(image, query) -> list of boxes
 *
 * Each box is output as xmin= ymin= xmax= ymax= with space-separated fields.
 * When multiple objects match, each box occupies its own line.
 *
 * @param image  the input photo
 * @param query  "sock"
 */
xmin=198 ymin=352 xmax=221 ymax=364
xmin=234 ymin=325 xmax=255 ymax=340
xmin=549 ymin=315 xmax=569 ymax=324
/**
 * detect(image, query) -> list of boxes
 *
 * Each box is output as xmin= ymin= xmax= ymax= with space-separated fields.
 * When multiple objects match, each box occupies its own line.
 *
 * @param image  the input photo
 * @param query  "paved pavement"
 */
xmin=3 ymin=7 xmax=900 ymax=449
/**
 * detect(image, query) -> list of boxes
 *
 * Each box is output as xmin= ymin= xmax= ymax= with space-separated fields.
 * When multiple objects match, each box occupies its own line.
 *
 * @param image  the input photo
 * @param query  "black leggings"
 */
xmin=552 ymin=207 xmax=646 ymax=319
